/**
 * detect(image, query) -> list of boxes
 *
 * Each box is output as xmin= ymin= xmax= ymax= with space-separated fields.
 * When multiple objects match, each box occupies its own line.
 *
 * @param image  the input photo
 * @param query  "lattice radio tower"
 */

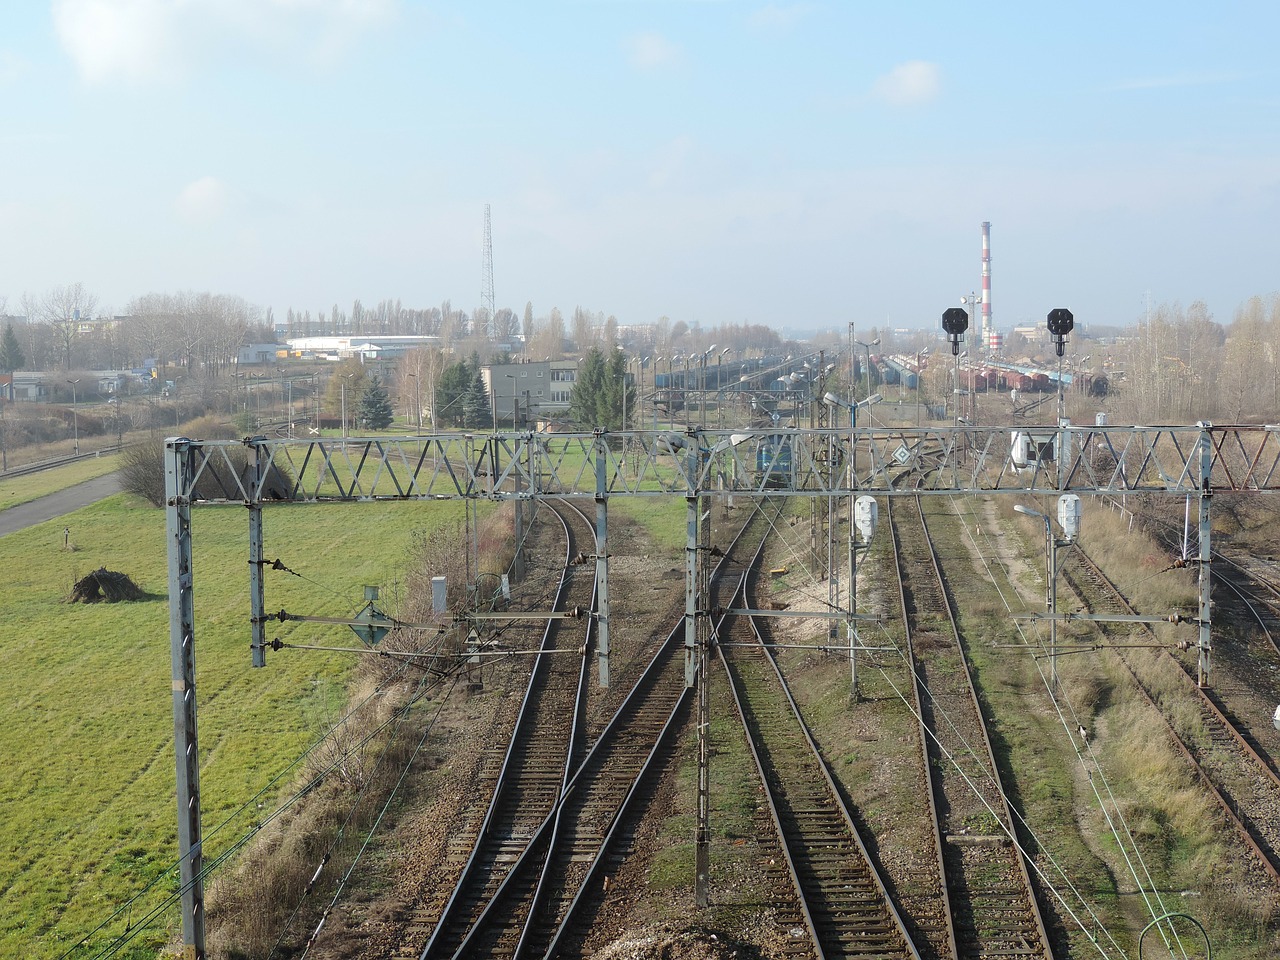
xmin=481 ymin=203 xmax=496 ymax=338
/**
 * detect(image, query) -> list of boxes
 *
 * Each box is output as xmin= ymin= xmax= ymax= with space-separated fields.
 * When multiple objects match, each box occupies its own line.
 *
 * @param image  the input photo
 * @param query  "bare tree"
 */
xmin=1222 ymin=297 xmax=1266 ymax=420
xmin=43 ymin=282 xmax=98 ymax=370
xmin=527 ymin=307 xmax=566 ymax=360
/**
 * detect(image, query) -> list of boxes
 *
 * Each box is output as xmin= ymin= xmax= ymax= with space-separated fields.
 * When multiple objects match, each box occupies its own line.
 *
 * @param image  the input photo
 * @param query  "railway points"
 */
xmin=151 ymin=420 xmax=1280 ymax=958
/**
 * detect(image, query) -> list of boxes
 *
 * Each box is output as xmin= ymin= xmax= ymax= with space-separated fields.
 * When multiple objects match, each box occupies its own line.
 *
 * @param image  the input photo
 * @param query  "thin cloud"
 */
xmin=746 ymin=3 xmax=813 ymax=31
xmin=872 ymin=60 xmax=940 ymax=107
xmin=627 ymin=31 xmax=680 ymax=70
xmin=176 ymin=176 xmax=232 ymax=224
xmin=52 ymin=0 xmax=397 ymax=85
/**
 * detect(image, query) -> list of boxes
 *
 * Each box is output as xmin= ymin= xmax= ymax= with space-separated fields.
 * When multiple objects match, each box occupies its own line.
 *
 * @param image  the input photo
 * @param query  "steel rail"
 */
xmin=445 ymin=499 xmax=778 ymax=957
xmin=416 ymin=498 xmax=595 ymax=958
xmin=1062 ymin=547 xmax=1280 ymax=887
xmin=889 ymin=495 xmax=1054 ymax=958
xmin=885 ymin=494 xmax=959 ymax=960
xmin=715 ymin=539 xmax=923 ymax=958
xmin=531 ymin=499 xmax=789 ymax=958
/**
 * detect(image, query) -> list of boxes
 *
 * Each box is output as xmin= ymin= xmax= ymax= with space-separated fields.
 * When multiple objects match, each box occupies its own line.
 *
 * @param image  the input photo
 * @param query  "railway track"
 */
xmin=0 ymin=446 xmax=125 ymax=479
xmin=887 ymin=495 xmax=1053 ymax=960
xmin=1059 ymin=545 xmax=1280 ymax=890
xmin=1101 ymin=497 xmax=1280 ymax=753
xmin=1212 ymin=550 xmax=1280 ymax=659
xmin=714 ymin=517 xmax=922 ymax=959
xmin=403 ymin=498 xmax=597 ymax=958
xmin=416 ymin=498 xmax=775 ymax=958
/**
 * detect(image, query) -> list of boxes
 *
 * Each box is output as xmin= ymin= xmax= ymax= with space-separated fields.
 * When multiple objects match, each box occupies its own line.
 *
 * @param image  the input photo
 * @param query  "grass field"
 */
xmin=0 ymin=490 xmax=464 ymax=959
xmin=0 ymin=455 xmax=121 ymax=511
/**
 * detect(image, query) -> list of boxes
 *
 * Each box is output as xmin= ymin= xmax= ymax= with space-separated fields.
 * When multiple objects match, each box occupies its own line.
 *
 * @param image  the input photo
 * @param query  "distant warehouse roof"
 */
xmin=285 ymin=335 xmax=443 ymax=359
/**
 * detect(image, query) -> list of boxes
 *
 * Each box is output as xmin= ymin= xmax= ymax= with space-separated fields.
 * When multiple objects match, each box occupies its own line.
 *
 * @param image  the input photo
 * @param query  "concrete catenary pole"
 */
xmin=165 ymin=438 xmax=206 ymax=958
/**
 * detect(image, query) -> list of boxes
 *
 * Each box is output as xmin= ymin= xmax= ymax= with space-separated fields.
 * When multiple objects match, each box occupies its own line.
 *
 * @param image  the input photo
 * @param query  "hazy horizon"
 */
xmin=3 ymin=2 xmax=1278 ymax=333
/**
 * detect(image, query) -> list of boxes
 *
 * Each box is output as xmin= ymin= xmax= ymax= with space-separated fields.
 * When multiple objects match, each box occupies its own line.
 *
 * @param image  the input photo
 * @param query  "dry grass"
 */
xmin=204 ymin=505 xmax=513 ymax=958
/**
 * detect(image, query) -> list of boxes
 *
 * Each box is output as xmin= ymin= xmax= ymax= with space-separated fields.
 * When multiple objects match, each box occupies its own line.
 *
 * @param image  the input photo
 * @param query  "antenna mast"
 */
xmin=482 ymin=204 xmax=496 ymax=338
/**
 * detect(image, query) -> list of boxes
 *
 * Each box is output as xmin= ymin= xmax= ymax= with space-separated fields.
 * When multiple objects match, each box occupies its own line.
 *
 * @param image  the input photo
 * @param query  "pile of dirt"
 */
xmin=69 ymin=568 xmax=146 ymax=603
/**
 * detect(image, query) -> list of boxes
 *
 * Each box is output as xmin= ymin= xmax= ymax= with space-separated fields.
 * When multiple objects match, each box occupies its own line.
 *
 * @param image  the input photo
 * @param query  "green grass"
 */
xmin=0 ymin=492 xmax=464 ymax=959
xmin=611 ymin=495 xmax=686 ymax=550
xmin=0 ymin=455 xmax=121 ymax=511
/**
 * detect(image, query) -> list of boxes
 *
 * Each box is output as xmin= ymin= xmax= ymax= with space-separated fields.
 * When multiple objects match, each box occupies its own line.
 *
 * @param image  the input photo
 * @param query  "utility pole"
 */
xmin=695 ymin=448 xmax=711 ymax=908
xmin=165 ymin=439 xmax=206 ymax=958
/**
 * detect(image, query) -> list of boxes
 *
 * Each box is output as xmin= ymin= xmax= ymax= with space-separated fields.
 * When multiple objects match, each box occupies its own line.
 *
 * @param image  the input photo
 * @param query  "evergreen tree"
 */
xmin=462 ymin=370 xmax=493 ymax=429
xmin=436 ymin=360 xmax=474 ymax=427
xmin=0 ymin=322 xmax=26 ymax=373
xmin=358 ymin=376 xmax=395 ymax=430
xmin=569 ymin=347 xmax=632 ymax=430
xmin=569 ymin=348 xmax=607 ymax=427
xmin=606 ymin=348 xmax=635 ymax=430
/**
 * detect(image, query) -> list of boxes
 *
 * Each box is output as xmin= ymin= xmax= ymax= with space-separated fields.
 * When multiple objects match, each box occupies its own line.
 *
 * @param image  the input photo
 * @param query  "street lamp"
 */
xmin=66 ymin=379 xmax=80 ymax=454
xmin=681 ymin=354 xmax=692 ymax=429
xmin=824 ymin=392 xmax=881 ymax=493
xmin=699 ymin=345 xmax=716 ymax=428
xmin=1015 ymin=495 xmax=1082 ymax=696
xmin=914 ymin=346 xmax=930 ymax=425
xmin=340 ymin=373 xmax=356 ymax=445
xmin=854 ymin=339 xmax=879 ymax=403
xmin=640 ymin=356 xmax=651 ymax=430
xmin=961 ymin=292 xmax=982 ymax=356
xmin=505 ymin=373 xmax=519 ymax=427
xmin=716 ymin=347 xmax=730 ymax=428
xmin=652 ymin=356 xmax=663 ymax=429
xmin=406 ymin=372 xmax=422 ymax=431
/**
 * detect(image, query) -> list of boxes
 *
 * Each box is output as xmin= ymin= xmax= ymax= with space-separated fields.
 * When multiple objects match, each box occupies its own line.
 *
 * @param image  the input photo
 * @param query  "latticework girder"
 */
xmin=169 ymin=424 xmax=1279 ymax=503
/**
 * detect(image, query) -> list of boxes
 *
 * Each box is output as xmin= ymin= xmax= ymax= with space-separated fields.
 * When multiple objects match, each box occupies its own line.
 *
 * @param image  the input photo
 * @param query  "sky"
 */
xmin=1 ymin=1 xmax=1278 ymax=335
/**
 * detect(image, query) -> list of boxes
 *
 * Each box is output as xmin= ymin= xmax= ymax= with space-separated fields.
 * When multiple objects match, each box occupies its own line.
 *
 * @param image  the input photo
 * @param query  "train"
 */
xmin=756 ymin=435 xmax=793 ymax=489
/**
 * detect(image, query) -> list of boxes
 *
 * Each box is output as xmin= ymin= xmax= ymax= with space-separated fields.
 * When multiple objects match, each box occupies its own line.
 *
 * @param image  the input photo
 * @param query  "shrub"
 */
xmin=119 ymin=438 xmax=296 ymax=507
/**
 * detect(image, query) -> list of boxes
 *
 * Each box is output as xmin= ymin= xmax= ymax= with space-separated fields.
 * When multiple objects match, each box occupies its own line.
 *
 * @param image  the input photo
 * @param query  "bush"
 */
xmin=119 ymin=438 xmax=296 ymax=507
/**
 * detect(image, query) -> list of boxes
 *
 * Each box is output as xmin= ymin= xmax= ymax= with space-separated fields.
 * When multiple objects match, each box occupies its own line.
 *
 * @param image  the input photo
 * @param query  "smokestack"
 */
xmin=981 ymin=221 xmax=992 ymax=352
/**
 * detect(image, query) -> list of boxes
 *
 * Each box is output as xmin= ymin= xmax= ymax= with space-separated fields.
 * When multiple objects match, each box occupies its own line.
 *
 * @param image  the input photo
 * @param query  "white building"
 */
xmin=285 ymin=335 xmax=442 ymax=361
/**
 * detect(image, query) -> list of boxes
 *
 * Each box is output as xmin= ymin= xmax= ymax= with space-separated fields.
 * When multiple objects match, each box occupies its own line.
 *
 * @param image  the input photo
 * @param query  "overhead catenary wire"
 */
xmin=866 ymin=617 xmax=1127 ymax=959
xmin=70 ymin=487 xmax=556 ymax=957
xmin=946 ymin=493 xmax=1189 ymax=954
xmin=276 ymin=670 xmax=457 ymax=959
xmin=872 ymin=492 xmax=1130 ymax=955
xmin=62 ymin=619 xmax=465 ymax=960
xmin=76 ymin=664 xmax=456 ymax=959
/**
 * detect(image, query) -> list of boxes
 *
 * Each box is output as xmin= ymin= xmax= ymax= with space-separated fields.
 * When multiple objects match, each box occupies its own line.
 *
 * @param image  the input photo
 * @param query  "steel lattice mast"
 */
xmin=481 ymin=203 xmax=495 ymax=338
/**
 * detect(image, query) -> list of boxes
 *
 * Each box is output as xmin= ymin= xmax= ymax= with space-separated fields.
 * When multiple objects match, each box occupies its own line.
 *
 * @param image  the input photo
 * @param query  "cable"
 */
xmin=62 ymin=629 xmax=454 ymax=960
xmin=868 ymin=618 xmax=1127 ymax=959
xmin=943 ymin=494 xmax=1185 ymax=952
xmin=298 ymin=674 xmax=453 ymax=957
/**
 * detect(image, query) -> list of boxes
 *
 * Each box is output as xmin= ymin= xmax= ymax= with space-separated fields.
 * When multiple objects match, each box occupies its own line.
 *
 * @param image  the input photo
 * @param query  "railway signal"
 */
xmin=941 ymin=306 xmax=968 ymax=356
xmin=1046 ymin=307 xmax=1074 ymax=357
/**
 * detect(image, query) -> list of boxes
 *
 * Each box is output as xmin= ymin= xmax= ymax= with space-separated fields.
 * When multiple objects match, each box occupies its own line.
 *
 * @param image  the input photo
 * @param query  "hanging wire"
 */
xmin=947 ymin=494 xmax=1186 ymax=953
xmin=297 ymin=673 xmax=454 ymax=957
xmin=80 ymin=663 xmax=457 ymax=960
xmin=63 ymin=627 xmax=456 ymax=960
xmin=70 ymin=499 xmax=561 ymax=958
xmin=867 ymin=616 xmax=1127 ymax=959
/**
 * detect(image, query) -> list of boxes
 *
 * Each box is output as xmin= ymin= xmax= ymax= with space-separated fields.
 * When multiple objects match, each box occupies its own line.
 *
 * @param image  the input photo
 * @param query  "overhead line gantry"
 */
xmin=164 ymin=419 xmax=1276 ymax=957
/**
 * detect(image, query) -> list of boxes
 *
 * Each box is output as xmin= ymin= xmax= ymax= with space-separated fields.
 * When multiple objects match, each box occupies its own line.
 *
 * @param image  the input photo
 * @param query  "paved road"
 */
xmin=0 ymin=473 xmax=123 ymax=538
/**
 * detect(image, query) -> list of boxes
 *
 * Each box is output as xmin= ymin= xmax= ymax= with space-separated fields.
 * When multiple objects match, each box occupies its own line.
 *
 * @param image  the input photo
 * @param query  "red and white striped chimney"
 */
xmin=981 ymin=221 xmax=992 ymax=351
